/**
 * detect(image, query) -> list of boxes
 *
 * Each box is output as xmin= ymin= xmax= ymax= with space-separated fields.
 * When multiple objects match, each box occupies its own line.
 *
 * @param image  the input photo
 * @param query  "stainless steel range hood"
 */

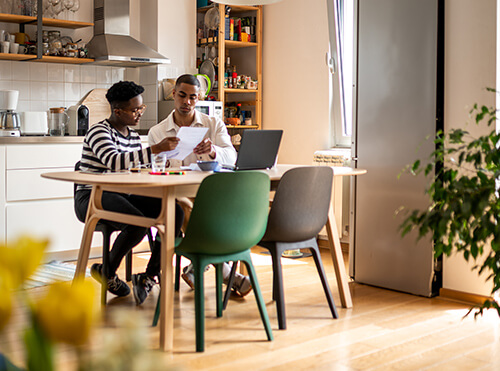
xmin=87 ymin=0 xmax=170 ymax=67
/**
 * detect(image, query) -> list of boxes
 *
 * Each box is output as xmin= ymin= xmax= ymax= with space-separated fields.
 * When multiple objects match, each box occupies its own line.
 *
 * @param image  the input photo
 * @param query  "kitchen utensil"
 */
xmin=20 ymin=111 xmax=48 ymax=135
xmin=80 ymin=89 xmax=111 ymax=127
xmin=199 ymin=60 xmax=216 ymax=93
xmin=204 ymin=6 xmax=220 ymax=30
xmin=48 ymin=107 xmax=69 ymax=136
xmin=67 ymin=104 xmax=89 ymax=136
xmin=194 ymin=74 xmax=211 ymax=100
xmin=0 ymin=90 xmax=19 ymax=110
xmin=0 ymin=111 xmax=21 ymax=130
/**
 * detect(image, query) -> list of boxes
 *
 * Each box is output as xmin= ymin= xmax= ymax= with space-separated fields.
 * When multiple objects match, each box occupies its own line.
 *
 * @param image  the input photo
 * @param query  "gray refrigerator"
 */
xmin=348 ymin=0 xmax=443 ymax=296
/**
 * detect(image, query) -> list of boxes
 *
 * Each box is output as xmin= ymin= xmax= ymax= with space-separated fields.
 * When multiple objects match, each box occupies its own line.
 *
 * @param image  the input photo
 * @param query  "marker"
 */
xmin=149 ymin=171 xmax=186 ymax=175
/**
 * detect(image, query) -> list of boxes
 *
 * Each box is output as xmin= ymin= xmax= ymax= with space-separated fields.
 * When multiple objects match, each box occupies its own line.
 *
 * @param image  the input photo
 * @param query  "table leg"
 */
xmin=326 ymin=204 xmax=353 ymax=309
xmin=159 ymin=188 xmax=176 ymax=351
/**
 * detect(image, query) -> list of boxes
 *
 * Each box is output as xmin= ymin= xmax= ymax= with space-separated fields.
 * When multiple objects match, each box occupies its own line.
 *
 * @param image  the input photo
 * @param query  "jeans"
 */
xmin=75 ymin=190 xmax=184 ymax=278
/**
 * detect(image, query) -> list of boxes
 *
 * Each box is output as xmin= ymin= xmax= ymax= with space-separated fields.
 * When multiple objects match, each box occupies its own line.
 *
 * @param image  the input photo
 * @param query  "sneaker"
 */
xmin=233 ymin=274 xmax=252 ymax=297
xmin=181 ymin=265 xmax=195 ymax=290
xmin=132 ymin=273 xmax=156 ymax=305
xmin=90 ymin=263 xmax=130 ymax=297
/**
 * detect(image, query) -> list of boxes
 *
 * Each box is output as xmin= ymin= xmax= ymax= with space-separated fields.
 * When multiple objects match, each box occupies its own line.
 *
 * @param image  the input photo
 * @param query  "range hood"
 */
xmin=87 ymin=0 xmax=170 ymax=67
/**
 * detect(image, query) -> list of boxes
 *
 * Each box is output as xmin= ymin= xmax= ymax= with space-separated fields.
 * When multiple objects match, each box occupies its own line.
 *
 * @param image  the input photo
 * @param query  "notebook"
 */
xmin=222 ymin=129 xmax=283 ymax=171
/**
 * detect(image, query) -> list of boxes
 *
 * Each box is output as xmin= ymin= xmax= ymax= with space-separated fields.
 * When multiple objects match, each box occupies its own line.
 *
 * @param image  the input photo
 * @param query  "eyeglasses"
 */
xmin=120 ymin=104 xmax=147 ymax=117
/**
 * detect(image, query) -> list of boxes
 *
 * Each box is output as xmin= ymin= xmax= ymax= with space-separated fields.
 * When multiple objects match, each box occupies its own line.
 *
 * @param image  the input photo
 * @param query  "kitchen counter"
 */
xmin=0 ymin=136 xmax=85 ymax=144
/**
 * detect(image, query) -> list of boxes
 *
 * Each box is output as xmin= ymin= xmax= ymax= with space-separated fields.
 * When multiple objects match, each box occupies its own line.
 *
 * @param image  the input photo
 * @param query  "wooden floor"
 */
xmin=3 ymin=246 xmax=500 ymax=370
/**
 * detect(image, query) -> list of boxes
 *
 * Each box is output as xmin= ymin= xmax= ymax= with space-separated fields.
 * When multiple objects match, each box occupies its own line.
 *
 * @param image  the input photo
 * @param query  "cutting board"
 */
xmin=81 ymin=88 xmax=111 ymax=126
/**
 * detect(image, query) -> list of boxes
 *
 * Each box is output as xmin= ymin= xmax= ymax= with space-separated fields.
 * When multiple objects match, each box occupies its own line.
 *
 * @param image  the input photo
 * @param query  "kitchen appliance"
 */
xmin=86 ymin=0 xmax=170 ymax=67
xmin=158 ymin=100 xmax=223 ymax=122
xmin=67 ymin=104 xmax=89 ymax=136
xmin=20 ymin=112 xmax=48 ymax=135
xmin=346 ymin=0 xmax=443 ymax=296
xmin=0 ymin=90 xmax=21 ymax=137
xmin=48 ymin=107 xmax=69 ymax=136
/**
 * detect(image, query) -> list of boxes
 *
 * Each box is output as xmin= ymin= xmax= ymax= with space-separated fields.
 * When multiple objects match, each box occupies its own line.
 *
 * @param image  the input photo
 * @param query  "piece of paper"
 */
xmin=163 ymin=127 xmax=209 ymax=160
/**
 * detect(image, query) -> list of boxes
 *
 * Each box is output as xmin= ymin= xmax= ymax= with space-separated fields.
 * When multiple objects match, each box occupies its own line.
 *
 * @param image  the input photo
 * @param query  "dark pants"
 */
xmin=75 ymin=190 xmax=184 ymax=278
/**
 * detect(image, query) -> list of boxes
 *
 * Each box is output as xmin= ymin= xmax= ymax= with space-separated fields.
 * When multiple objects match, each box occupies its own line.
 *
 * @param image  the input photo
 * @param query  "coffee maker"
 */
xmin=0 ymin=90 xmax=21 ymax=137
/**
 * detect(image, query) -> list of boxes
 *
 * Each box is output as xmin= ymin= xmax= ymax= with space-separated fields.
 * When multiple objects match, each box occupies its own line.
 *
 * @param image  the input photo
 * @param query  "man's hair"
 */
xmin=106 ymin=81 xmax=145 ymax=108
xmin=175 ymin=74 xmax=201 ymax=89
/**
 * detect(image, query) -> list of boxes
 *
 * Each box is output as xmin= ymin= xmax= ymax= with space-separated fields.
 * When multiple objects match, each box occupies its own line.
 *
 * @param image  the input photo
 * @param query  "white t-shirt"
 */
xmin=148 ymin=109 xmax=237 ymax=167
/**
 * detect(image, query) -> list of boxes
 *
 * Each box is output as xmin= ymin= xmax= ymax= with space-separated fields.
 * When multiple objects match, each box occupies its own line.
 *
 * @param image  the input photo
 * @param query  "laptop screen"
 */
xmin=234 ymin=130 xmax=283 ymax=170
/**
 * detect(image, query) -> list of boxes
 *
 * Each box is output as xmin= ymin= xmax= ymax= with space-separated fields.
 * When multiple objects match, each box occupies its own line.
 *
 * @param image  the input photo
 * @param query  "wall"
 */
xmin=262 ymin=0 xmax=330 ymax=165
xmin=442 ymin=0 xmax=496 ymax=296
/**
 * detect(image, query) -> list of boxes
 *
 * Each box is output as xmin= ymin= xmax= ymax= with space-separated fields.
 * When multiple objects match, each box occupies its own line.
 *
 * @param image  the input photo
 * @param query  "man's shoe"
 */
xmin=90 ymin=263 xmax=130 ymax=297
xmin=233 ymin=275 xmax=252 ymax=297
xmin=181 ymin=265 xmax=195 ymax=290
xmin=132 ymin=273 xmax=156 ymax=305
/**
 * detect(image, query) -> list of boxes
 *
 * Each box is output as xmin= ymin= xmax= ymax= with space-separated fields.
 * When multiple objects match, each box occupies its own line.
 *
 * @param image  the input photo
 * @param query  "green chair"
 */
xmin=153 ymin=171 xmax=274 ymax=352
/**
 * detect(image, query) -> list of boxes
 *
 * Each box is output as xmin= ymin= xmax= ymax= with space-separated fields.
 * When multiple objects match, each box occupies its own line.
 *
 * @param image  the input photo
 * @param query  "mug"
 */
xmin=0 ymin=30 xmax=10 ymax=42
xmin=10 ymin=42 xmax=19 ymax=54
xmin=0 ymin=41 xmax=10 ymax=54
xmin=14 ymin=32 xmax=30 ymax=44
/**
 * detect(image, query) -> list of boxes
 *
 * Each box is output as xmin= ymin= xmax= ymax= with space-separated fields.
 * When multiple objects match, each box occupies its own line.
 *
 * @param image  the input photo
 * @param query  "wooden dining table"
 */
xmin=42 ymin=164 xmax=366 ymax=351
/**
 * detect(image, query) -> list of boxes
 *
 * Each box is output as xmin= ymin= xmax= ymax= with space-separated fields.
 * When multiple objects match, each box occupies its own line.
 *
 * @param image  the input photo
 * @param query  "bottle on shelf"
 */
xmin=232 ymin=66 xmax=237 ymax=89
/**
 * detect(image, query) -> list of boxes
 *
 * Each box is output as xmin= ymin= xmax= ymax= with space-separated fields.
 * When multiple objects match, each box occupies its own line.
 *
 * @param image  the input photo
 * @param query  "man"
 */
xmin=148 ymin=74 xmax=252 ymax=297
xmin=75 ymin=81 xmax=184 ymax=305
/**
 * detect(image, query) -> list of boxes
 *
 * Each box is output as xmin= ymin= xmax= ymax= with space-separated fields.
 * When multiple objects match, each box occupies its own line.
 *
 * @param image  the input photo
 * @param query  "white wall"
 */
xmin=263 ymin=0 xmax=330 ymax=165
xmin=443 ymin=0 xmax=496 ymax=296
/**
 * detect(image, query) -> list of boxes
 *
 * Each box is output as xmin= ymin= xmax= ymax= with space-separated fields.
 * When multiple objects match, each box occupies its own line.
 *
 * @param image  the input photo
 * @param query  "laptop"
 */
xmin=222 ymin=129 xmax=283 ymax=171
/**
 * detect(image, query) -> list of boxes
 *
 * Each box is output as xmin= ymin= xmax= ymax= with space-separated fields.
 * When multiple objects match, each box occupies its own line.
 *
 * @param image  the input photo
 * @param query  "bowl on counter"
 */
xmin=197 ymin=160 xmax=220 ymax=171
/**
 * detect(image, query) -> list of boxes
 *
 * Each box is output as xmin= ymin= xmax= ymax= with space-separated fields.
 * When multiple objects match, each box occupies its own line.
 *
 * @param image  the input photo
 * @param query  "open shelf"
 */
xmin=225 ymin=40 xmax=257 ymax=49
xmin=0 ymin=13 xmax=93 ymax=29
xmin=32 ymin=56 xmax=94 ymax=64
xmin=0 ymin=52 xmax=36 ymax=61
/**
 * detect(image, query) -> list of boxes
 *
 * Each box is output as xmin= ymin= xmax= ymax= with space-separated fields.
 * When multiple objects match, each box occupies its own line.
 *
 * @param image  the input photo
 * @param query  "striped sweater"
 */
xmin=77 ymin=120 xmax=152 ymax=191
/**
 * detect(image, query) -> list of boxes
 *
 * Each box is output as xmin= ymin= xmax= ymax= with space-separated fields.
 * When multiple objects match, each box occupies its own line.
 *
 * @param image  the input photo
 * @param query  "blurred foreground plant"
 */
xmin=400 ymin=95 xmax=500 ymax=317
xmin=0 ymin=236 xmax=96 ymax=371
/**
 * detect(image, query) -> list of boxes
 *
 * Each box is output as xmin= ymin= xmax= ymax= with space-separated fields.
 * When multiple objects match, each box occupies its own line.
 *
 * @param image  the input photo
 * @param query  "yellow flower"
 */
xmin=0 ymin=279 xmax=12 ymax=331
xmin=35 ymin=280 xmax=95 ymax=346
xmin=0 ymin=236 xmax=49 ymax=288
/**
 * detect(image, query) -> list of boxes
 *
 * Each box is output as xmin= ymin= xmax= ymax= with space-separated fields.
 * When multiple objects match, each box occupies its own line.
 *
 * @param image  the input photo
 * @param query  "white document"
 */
xmin=163 ymin=127 xmax=208 ymax=160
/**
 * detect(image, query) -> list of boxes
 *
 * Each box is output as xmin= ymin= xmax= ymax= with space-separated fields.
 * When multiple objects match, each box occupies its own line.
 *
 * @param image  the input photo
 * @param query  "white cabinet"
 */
xmin=0 ymin=141 xmax=91 ymax=255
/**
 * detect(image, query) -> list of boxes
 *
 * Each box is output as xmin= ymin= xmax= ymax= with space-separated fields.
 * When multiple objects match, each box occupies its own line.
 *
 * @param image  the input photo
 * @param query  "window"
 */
xmin=328 ymin=0 xmax=354 ymax=147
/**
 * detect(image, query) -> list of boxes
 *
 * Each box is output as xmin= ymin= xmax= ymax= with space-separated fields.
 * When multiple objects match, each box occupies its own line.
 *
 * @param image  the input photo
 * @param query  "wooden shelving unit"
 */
xmin=0 ymin=12 xmax=94 ymax=64
xmin=197 ymin=4 xmax=262 ymax=130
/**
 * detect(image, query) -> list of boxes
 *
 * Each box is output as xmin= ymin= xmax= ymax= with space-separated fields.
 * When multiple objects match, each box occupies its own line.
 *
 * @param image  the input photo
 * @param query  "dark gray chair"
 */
xmin=73 ymin=161 xmax=154 ymax=305
xmin=224 ymin=166 xmax=339 ymax=329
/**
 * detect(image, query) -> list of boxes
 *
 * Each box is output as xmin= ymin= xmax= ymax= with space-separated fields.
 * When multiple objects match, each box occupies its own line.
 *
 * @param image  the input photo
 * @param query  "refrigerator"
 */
xmin=348 ymin=0 xmax=444 ymax=296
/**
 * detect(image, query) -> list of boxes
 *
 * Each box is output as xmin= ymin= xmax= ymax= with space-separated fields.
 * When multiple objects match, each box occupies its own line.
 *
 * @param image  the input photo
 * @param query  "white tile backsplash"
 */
xmin=0 ymin=61 xmax=12 ymax=80
xmin=64 ymin=82 xmax=81 ymax=101
xmin=1 ymin=61 xmax=161 ymax=131
xmin=30 ymin=81 xmax=48 ymax=101
xmin=48 ymin=82 xmax=65 ymax=101
xmin=29 ymin=63 xmax=48 ymax=82
xmin=13 ymin=81 xmax=30 ymax=101
xmin=64 ymin=65 xmax=81 ymax=83
xmin=96 ymin=66 xmax=112 ymax=83
xmin=80 ymin=65 xmax=97 ymax=83
xmin=0 ymin=80 xmax=12 ymax=90
xmin=47 ymin=64 xmax=65 ymax=82
xmin=12 ymin=63 xmax=30 ymax=81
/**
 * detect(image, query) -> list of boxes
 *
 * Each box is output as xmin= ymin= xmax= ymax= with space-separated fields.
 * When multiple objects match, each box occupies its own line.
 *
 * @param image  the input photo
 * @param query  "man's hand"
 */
xmin=194 ymin=138 xmax=216 ymax=159
xmin=151 ymin=137 xmax=180 ymax=154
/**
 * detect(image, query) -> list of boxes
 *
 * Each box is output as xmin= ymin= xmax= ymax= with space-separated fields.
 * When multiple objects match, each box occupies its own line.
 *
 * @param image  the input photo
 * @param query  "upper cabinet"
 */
xmin=197 ymin=4 xmax=262 ymax=130
xmin=0 ymin=11 xmax=94 ymax=64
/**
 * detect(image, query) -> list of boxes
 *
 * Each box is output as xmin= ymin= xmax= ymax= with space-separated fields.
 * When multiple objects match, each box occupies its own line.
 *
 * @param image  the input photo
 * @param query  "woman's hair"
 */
xmin=105 ymin=81 xmax=145 ymax=108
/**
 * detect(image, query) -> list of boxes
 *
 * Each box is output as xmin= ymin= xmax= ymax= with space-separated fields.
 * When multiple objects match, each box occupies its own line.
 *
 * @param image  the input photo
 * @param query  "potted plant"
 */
xmin=400 ymin=94 xmax=500 ymax=316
